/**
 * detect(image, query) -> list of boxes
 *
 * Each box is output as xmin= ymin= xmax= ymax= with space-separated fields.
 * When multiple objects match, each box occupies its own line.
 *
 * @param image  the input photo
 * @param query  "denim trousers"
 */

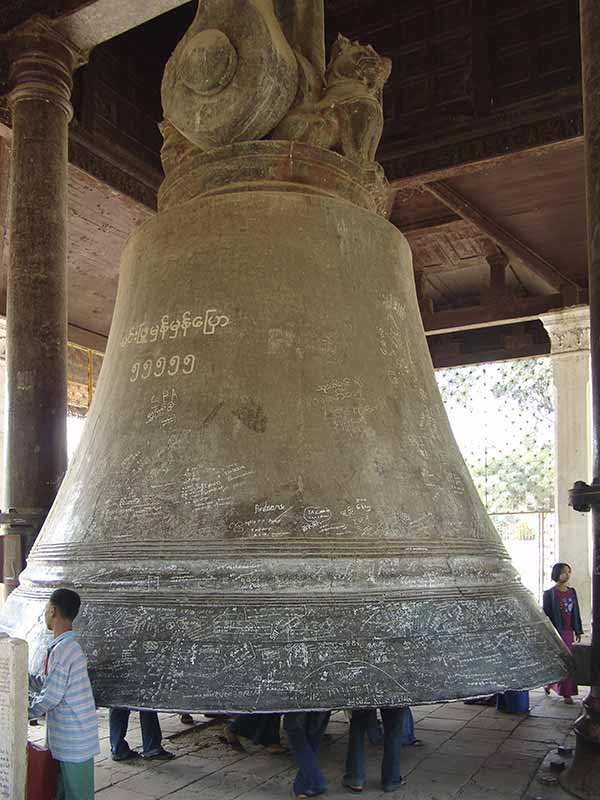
xmin=109 ymin=708 xmax=163 ymax=757
xmin=229 ymin=713 xmax=282 ymax=746
xmin=367 ymin=706 xmax=416 ymax=746
xmin=284 ymin=711 xmax=331 ymax=796
xmin=344 ymin=707 xmax=407 ymax=791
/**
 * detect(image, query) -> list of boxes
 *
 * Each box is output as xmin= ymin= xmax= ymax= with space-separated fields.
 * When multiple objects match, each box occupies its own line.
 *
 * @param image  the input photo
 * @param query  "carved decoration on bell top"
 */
xmin=161 ymin=0 xmax=299 ymax=151
xmin=160 ymin=0 xmax=392 ymax=208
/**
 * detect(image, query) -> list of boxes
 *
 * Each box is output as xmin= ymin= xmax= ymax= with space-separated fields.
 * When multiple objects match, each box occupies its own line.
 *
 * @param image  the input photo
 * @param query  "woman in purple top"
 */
xmin=543 ymin=562 xmax=583 ymax=704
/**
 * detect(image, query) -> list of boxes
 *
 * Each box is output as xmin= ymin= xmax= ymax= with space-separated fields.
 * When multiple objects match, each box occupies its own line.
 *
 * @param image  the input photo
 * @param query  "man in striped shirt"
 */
xmin=29 ymin=588 xmax=100 ymax=800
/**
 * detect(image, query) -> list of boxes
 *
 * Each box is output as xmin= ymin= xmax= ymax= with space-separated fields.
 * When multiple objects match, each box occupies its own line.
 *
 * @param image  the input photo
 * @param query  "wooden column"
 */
xmin=2 ymin=18 xmax=83 ymax=594
xmin=559 ymin=2 xmax=600 ymax=797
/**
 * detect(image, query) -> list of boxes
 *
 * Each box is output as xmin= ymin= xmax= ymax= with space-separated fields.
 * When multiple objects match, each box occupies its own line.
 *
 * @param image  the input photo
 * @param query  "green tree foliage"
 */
xmin=469 ymin=434 xmax=554 ymax=513
xmin=437 ymin=357 xmax=554 ymax=514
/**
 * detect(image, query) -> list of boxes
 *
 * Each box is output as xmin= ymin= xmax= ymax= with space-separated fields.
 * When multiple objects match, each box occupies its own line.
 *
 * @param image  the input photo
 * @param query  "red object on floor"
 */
xmin=26 ymin=741 xmax=57 ymax=800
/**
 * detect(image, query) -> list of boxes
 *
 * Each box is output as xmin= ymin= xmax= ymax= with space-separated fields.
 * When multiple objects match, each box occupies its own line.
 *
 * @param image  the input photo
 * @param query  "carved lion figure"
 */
xmin=272 ymin=34 xmax=392 ymax=164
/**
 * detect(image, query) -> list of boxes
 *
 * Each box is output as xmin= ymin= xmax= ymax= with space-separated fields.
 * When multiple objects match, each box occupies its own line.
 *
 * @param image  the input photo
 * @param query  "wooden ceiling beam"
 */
xmin=425 ymin=180 xmax=584 ymax=298
xmin=0 ymin=1 xmax=192 ymax=51
xmin=388 ymin=136 xmax=583 ymax=192
xmin=421 ymin=293 xmax=571 ymax=335
xmin=53 ymin=1 xmax=192 ymax=51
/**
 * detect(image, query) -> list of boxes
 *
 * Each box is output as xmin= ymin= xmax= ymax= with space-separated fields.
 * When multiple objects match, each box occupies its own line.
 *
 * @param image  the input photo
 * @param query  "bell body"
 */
xmin=1 ymin=143 xmax=570 ymax=711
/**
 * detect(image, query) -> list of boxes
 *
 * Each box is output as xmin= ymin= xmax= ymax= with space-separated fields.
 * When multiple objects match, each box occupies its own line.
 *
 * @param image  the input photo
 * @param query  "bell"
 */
xmin=1 ymin=1 xmax=570 ymax=712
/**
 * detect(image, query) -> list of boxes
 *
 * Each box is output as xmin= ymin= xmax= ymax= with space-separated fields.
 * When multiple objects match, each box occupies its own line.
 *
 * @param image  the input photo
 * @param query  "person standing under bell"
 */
xmin=343 ymin=706 xmax=409 ymax=793
xmin=28 ymin=588 xmax=100 ymax=800
xmin=109 ymin=708 xmax=175 ymax=761
xmin=543 ymin=562 xmax=583 ymax=704
xmin=284 ymin=711 xmax=331 ymax=799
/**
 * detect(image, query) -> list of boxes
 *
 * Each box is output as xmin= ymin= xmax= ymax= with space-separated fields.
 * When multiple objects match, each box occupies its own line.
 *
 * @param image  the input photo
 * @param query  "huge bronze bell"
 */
xmin=1 ymin=0 xmax=571 ymax=711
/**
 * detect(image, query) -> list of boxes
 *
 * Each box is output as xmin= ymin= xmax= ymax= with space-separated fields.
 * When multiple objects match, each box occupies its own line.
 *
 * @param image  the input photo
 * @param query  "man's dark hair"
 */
xmin=49 ymin=588 xmax=81 ymax=621
xmin=551 ymin=562 xmax=571 ymax=582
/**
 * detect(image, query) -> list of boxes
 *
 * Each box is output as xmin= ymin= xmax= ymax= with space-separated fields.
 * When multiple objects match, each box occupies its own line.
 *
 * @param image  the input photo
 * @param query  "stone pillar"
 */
xmin=0 ymin=637 xmax=28 ymax=800
xmin=0 ymin=318 xmax=7 ymax=511
xmin=542 ymin=306 xmax=592 ymax=628
xmin=2 ymin=18 xmax=83 ymax=591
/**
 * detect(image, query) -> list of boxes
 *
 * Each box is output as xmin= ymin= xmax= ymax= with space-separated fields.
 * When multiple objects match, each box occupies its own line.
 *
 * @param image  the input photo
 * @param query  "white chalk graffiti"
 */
xmin=130 ymin=354 xmax=195 ymax=382
xmin=303 ymin=507 xmax=332 ymax=524
xmin=121 ymin=309 xmax=230 ymax=347
xmin=146 ymin=388 xmax=178 ymax=427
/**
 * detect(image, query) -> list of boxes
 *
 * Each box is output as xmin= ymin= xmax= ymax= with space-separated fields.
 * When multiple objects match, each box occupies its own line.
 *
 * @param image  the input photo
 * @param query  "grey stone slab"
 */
xmin=454 ymin=783 xmax=519 ymax=800
xmin=510 ymin=725 xmax=569 ymax=744
xmin=470 ymin=765 xmax=533 ymax=794
xmin=390 ymin=767 xmax=470 ymax=799
xmin=411 ymin=730 xmax=456 ymax=749
xmin=465 ymin=715 xmax=522 ymax=732
xmin=417 ymin=718 xmax=468 ymax=732
xmin=96 ymin=788 xmax=152 ymax=800
xmin=496 ymin=739 xmax=552 ymax=760
xmin=438 ymin=738 xmax=501 ymax=759
xmin=429 ymin=704 xmax=486 ymax=720
xmin=451 ymin=728 xmax=510 ymax=744
xmin=94 ymin=762 xmax=147 ymax=792
xmin=111 ymin=756 xmax=217 ymax=800
xmin=417 ymin=753 xmax=486 ymax=777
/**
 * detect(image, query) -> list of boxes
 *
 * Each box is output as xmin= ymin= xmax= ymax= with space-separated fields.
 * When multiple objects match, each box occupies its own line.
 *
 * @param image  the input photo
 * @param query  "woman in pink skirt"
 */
xmin=543 ymin=562 xmax=583 ymax=704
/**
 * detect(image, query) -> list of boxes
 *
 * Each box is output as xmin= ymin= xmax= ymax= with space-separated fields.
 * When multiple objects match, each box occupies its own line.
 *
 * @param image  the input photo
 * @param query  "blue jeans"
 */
xmin=344 ymin=707 xmax=407 ymax=791
xmin=109 ymin=708 xmax=163 ymax=758
xmin=367 ymin=706 xmax=416 ymax=746
xmin=400 ymin=706 xmax=416 ymax=745
xmin=284 ymin=711 xmax=330 ymax=796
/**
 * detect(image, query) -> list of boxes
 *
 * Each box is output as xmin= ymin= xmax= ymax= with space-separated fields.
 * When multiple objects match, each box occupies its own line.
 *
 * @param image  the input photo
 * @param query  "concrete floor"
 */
xmin=28 ymin=688 xmax=584 ymax=800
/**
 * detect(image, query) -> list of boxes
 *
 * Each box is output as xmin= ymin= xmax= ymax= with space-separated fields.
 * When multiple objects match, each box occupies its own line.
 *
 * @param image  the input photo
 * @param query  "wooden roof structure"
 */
xmin=0 ymin=0 xmax=587 ymax=368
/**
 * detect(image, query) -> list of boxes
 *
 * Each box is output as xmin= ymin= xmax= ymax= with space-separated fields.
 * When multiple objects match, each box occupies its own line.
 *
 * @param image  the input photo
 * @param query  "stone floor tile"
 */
xmin=417 ymin=717 xmax=468 ymax=733
xmin=111 ymin=764 xmax=201 ymax=799
xmin=465 ymin=714 xmax=522 ymax=732
xmin=412 ymin=729 xmax=456 ymax=748
xmin=96 ymin=788 xmax=149 ymax=800
xmin=451 ymin=727 xmax=511 ymax=744
xmin=391 ymin=766 xmax=470 ymax=799
xmin=478 ymin=706 xmax=528 ymax=719
xmin=417 ymin=753 xmax=486 ymax=777
xmin=496 ymin=739 xmax=552 ymax=760
xmin=510 ymin=725 xmax=569 ymax=744
xmin=429 ymin=704 xmax=486 ymax=721
xmin=470 ymin=764 xmax=533 ymax=794
xmin=454 ymin=783 xmax=517 ymax=800
xmin=94 ymin=761 xmax=147 ymax=791
xmin=169 ymin=765 xmax=276 ymax=800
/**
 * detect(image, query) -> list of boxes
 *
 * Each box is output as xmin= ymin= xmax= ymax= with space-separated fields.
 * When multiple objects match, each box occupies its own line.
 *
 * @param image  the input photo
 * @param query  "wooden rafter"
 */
xmin=421 ymin=293 xmax=571 ymax=335
xmin=425 ymin=180 xmax=584 ymax=298
xmin=388 ymin=137 xmax=584 ymax=192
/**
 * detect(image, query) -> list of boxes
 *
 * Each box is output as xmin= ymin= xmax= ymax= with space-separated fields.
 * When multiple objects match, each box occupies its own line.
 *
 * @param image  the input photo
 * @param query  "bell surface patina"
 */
xmin=0 ymin=0 xmax=571 ymax=712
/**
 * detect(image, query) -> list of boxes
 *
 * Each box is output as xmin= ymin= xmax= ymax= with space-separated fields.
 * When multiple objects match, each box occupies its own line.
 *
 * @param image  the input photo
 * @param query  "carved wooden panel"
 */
xmin=75 ymin=47 xmax=163 ymax=173
xmin=490 ymin=0 xmax=581 ymax=108
xmin=329 ymin=0 xmax=475 ymax=142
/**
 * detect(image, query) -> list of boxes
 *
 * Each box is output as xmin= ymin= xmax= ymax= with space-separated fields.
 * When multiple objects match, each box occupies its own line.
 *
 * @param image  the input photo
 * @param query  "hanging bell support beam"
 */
xmin=558 ymin=2 xmax=600 ymax=797
xmin=1 ymin=17 xmax=84 ymax=595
